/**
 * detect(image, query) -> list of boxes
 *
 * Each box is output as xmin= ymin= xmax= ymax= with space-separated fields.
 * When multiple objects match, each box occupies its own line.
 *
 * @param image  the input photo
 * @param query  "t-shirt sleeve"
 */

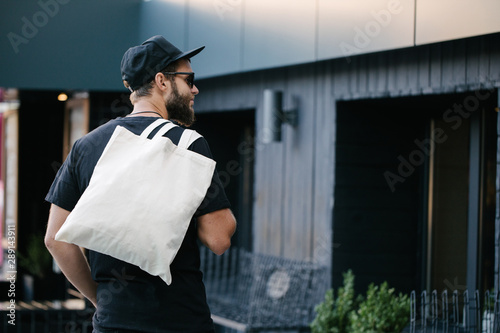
xmin=188 ymin=135 xmax=231 ymax=217
xmin=45 ymin=142 xmax=82 ymax=211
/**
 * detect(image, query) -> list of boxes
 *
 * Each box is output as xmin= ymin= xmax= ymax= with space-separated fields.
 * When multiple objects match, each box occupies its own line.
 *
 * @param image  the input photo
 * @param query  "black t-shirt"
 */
xmin=46 ymin=117 xmax=230 ymax=333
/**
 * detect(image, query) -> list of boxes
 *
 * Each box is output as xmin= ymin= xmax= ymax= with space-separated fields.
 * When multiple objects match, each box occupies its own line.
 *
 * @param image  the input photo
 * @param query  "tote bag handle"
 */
xmin=138 ymin=118 xmax=202 ymax=148
xmin=140 ymin=119 xmax=170 ymax=138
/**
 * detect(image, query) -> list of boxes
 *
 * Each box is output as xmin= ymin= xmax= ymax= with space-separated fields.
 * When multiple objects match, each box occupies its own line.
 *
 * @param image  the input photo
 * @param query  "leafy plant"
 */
xmin=311 ymin=271 xmax=411 ymax=333
xmin=349 ymin=282 xmax=410 ymax=333
xmin=484 ymin=288 xmax=496 ymax=312
xmin=310 ymin=270 xmax=361 ymax=333
xmin=18 ymin=233 xmax=52 ymax=279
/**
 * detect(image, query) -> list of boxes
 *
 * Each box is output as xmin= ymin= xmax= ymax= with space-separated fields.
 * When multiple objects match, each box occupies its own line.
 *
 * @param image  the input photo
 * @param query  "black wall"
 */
xmin=18 ymin=90 xmax=64 ymax=245
xmin=192 ymin=110 xmax=255 ymax=250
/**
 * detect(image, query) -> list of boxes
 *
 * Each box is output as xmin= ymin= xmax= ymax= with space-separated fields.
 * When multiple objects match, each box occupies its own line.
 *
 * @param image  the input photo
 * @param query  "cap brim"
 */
xmin=171 ymin=45 xmax=205 ymax=63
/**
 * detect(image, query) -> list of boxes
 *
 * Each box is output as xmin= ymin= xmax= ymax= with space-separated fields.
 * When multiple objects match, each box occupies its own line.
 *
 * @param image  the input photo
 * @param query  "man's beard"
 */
xmin=166 ymin=81 xmax=195 ymax=127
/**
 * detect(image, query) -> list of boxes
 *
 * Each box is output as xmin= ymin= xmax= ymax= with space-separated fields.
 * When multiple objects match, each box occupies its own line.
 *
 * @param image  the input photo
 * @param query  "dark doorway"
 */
xmin=16 ymin=90 xmax=66 ymax=300
xmin=333 ymin=91 xmax=497 ymax=295
xmin=18 ymin=91 xmax=65 ymax=246
xmin=333 ymin=96 xmax=427 ymax=294
xmin=192 ymin=110 xmax=255 ymax=251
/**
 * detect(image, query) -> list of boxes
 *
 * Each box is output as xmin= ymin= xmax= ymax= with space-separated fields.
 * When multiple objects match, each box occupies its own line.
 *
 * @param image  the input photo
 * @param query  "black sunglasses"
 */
xmin=162 ymin=72 xmax=195 ymax=89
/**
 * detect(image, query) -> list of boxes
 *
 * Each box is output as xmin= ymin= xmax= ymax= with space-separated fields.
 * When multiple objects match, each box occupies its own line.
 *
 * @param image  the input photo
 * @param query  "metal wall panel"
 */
xmin=317 ymin=0 xmax=415 ymax=61
xmin=139 ymin=0 xmax=187 ymax=50
xmin=0 ymin=0 xmax=140 ymax=91
xmin=242 ymin=0 xmax=317 ymax=72
xmin=187 ymin=0 xmax=243 ymax=78
xmin=416 ymin=0 xmax=500 ymax=46
xmin=2 ymin=0 xmax=499 ymax=91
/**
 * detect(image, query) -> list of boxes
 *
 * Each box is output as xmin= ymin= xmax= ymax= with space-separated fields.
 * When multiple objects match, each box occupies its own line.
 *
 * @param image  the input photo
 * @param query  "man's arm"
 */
xmin=44 ymin=204 xmax=98 ymax=307
xmin=197 ymin=208 xmax=236 ymax=255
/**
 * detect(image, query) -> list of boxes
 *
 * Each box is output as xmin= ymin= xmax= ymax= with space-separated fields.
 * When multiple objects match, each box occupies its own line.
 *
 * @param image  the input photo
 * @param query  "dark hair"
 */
xmin=123 ymin=61 xmax=179 ymax=104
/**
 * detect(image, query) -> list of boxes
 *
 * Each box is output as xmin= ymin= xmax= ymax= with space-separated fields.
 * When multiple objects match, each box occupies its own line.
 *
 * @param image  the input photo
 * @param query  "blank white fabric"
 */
xmin=55 ymin=119 xmax=216 ymax=285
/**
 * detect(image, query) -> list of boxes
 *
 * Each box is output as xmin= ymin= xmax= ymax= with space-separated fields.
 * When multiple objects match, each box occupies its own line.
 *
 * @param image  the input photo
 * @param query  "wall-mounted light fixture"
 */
xmin=262 ymin=89 xmax=298 ymax=144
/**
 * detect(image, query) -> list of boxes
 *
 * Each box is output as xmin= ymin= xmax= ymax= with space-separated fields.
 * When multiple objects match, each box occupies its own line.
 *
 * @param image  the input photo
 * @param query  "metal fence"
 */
xmin=408 ymin=290 xmax=499 ymax=333
xmin=1 ymin=301 xmax=93 ymax=333
xmin=200 ymin=246 xmax=329 ymax=332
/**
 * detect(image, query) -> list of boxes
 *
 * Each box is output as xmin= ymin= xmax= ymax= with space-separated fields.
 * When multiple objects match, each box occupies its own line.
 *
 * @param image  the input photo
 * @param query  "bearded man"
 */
xmin=44 ymin=35 xmax=236 ymax=333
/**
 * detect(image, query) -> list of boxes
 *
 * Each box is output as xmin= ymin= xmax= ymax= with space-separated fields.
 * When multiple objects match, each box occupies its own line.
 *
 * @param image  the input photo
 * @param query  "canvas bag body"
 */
xmin=55 ymin=119 xmax=215 ymax=285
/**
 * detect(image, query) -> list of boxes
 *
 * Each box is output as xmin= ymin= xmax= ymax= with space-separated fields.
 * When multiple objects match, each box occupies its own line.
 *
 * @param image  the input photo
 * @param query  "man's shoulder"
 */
xmin=74 ymin=117 xmax=209 ymax=153
xmin=74 ymin=119 xmax=121 ymax=150
xmin=77 ymin=117 xmax=153 ymax=143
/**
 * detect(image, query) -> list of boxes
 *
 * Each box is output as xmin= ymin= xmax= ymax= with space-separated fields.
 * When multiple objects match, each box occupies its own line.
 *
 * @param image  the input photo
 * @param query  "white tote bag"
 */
xmin=55 ymin=119 xmax=216 ymax=285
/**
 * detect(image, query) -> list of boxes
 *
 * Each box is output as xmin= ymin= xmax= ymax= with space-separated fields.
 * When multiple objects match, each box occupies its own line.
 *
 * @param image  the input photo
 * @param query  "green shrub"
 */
xmin=311 ymin=271 xmax=411 ymax=333
xmin=310 ymin=270 xmax=360 ymax=333
xmin=349 ymin=282 xmax=410 ymax=333
xmin=18 ymin=233 xmax=52 ymax=279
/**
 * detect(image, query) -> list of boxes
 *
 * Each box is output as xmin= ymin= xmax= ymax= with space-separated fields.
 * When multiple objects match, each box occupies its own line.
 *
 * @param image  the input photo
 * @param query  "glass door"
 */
xmin=426 ymin=116 xmax=470 ymax=292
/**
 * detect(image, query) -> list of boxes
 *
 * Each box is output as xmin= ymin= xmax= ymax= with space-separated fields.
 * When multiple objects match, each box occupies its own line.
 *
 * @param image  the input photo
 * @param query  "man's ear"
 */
xmin=154 ymin=72 xmax=171 ymax=92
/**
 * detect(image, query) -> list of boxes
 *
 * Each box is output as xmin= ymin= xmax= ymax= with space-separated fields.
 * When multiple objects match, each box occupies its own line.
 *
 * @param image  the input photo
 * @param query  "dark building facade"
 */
xmin=194 ymin=33 xmax=500 ymax=295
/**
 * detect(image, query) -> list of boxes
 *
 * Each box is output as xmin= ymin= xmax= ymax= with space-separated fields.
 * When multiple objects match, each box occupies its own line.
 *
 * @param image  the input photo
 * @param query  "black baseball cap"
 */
xmin=121 ymin=35 xmax=204 ymax=91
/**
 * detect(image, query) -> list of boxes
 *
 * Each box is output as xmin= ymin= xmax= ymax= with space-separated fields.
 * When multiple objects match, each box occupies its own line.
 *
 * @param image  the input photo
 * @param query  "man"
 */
xmin=44 ymin=35 xmax=236 ymax=333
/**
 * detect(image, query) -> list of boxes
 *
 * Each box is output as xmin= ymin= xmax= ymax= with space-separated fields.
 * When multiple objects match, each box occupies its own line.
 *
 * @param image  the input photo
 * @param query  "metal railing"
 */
xmin=408 ymin=290 xmax=499 ymax=333
xmin=1 ymin=300 xmax=93 ymax=333
xmin=200 ymin=246 xmax=329 ymax=332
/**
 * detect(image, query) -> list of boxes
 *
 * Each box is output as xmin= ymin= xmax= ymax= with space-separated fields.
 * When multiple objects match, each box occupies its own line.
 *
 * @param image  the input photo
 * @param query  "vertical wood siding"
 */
xmin=194 ymin=33 xmax=500 ymax=270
